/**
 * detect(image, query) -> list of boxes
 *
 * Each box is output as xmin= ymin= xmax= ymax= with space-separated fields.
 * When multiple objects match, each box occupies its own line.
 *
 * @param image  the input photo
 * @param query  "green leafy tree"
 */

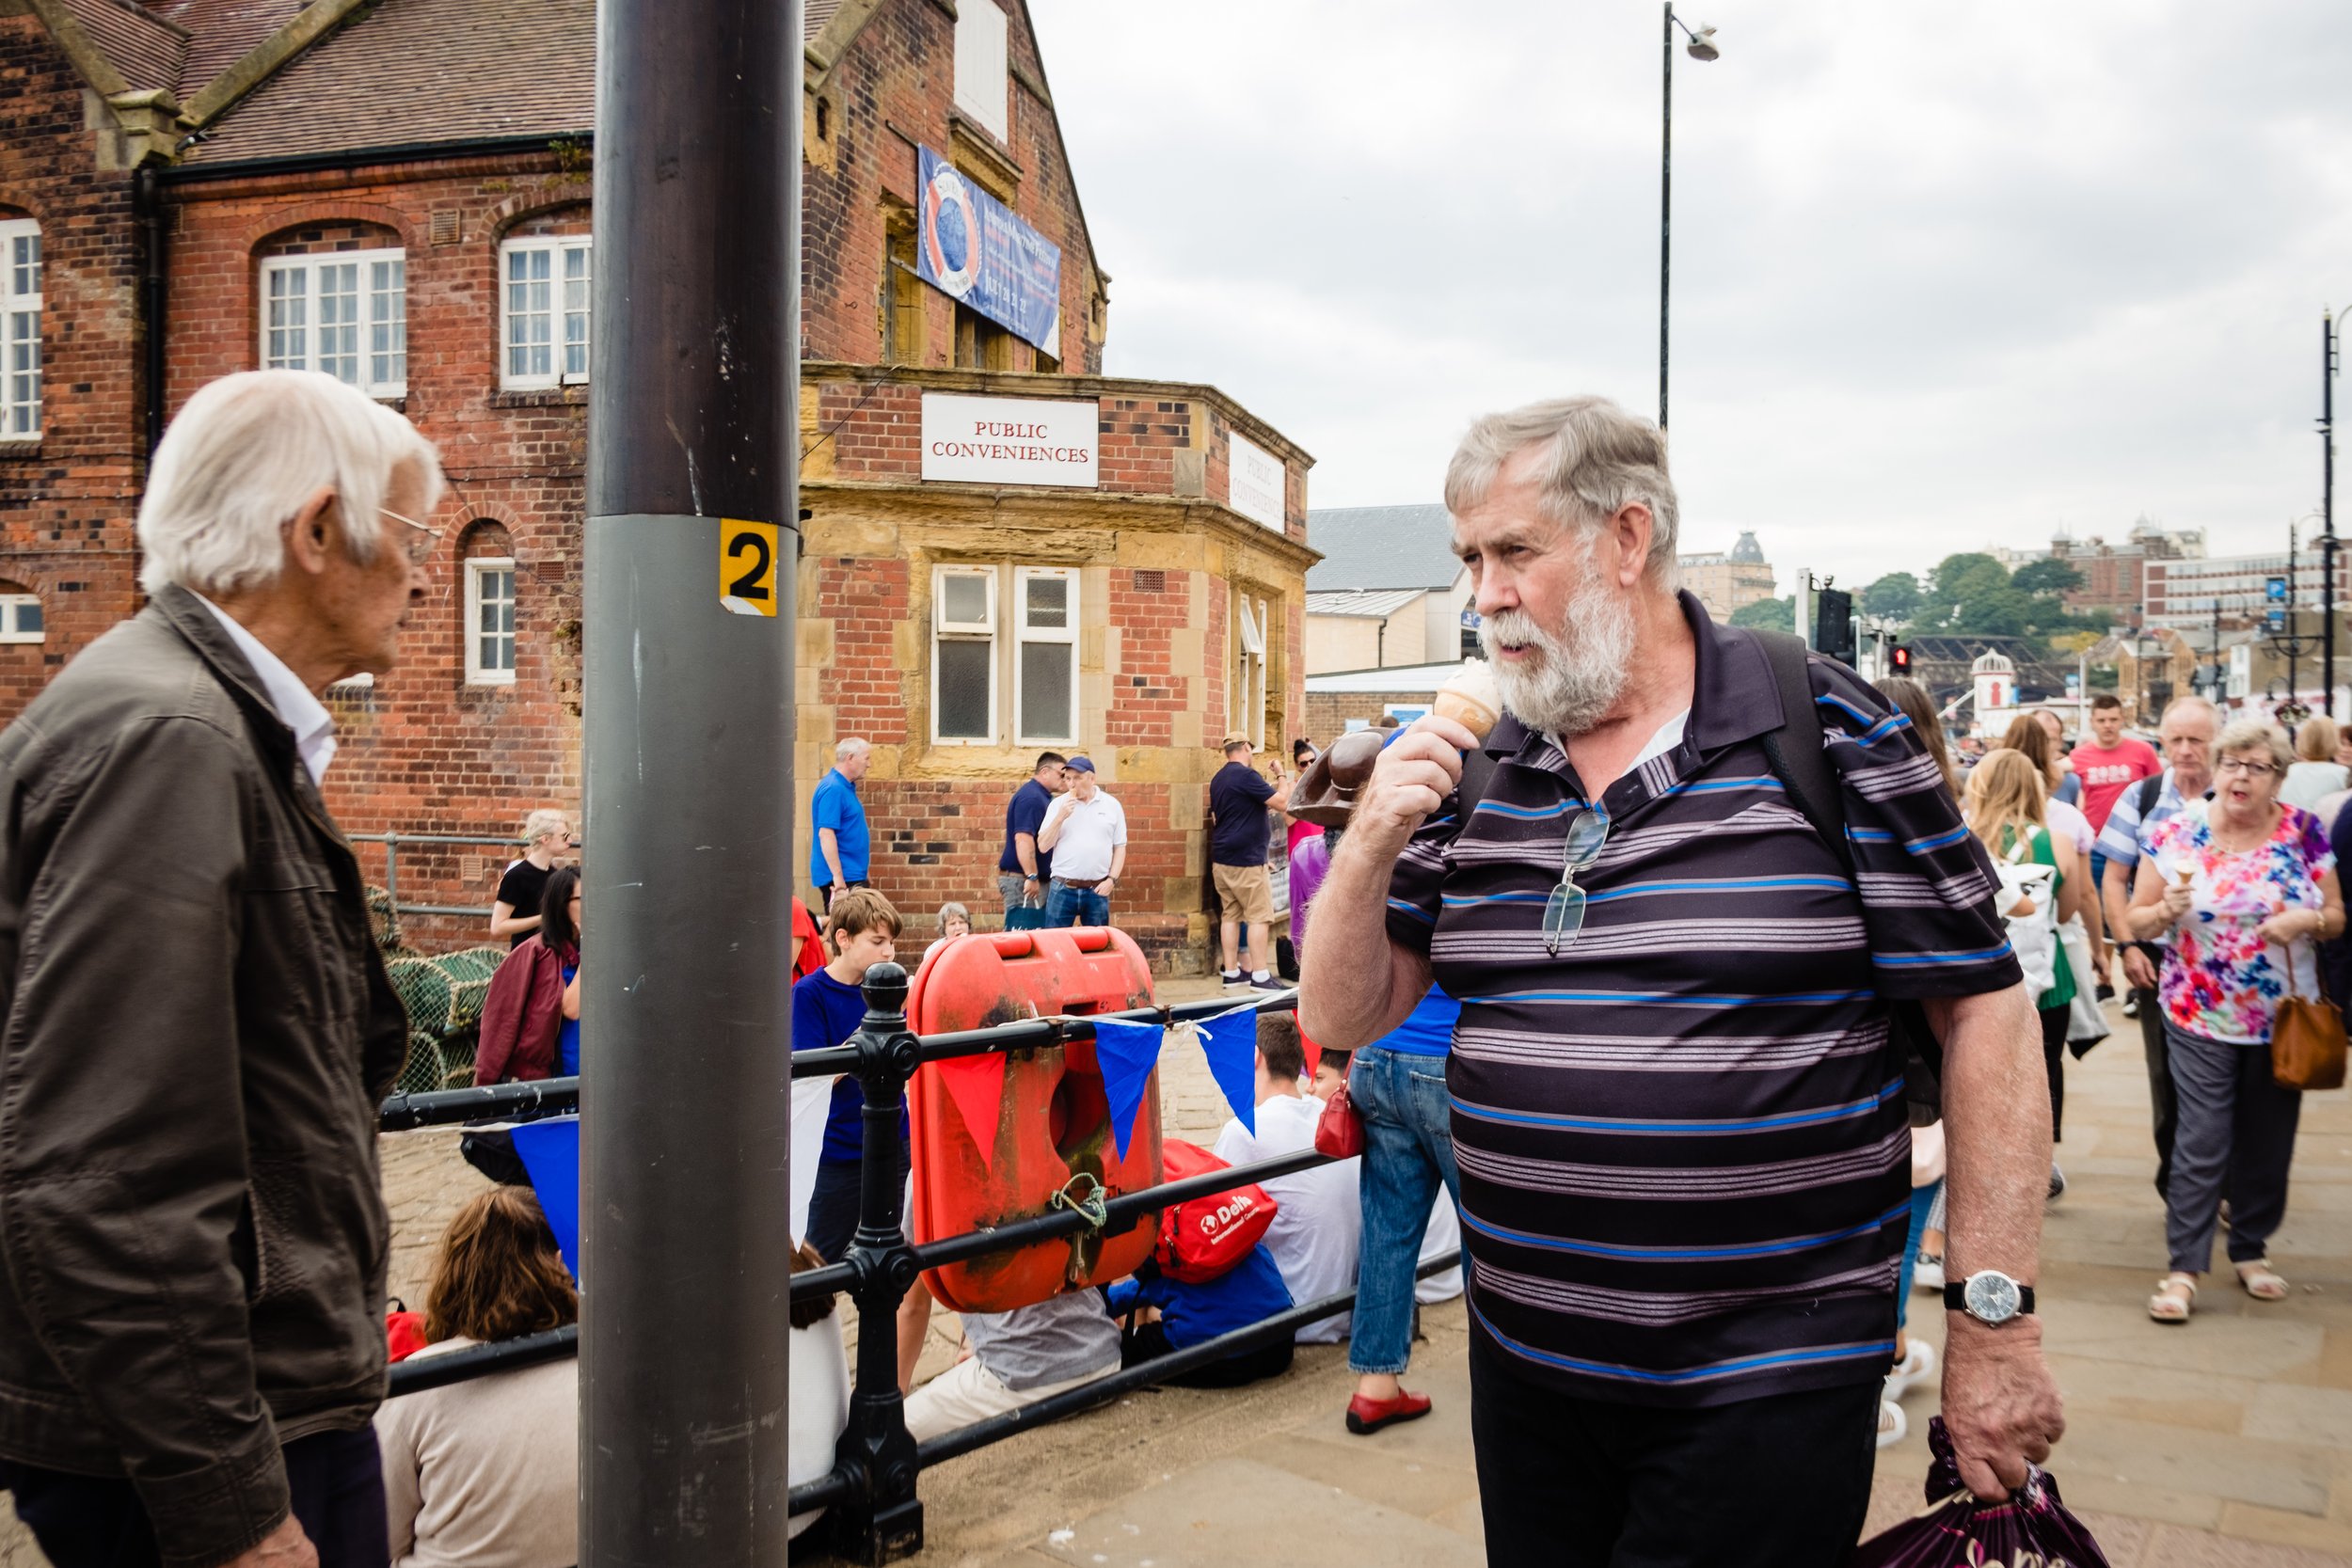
xmin=1730 ymin=595 xmax=1794 ymax=632
xmin=2011 ymin=558 xmax=2083 ymax=597
xmin=1860 ymin=572 xmax=1922 ymax=623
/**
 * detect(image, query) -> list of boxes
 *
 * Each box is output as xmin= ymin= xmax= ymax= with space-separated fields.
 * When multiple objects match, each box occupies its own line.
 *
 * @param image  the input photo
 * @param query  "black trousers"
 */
xmin=0 ymin=1427 xmax=389 ymax=1568
xmin=804 ymin=1145 xmax=911 ymax=1264
xmin=2134 ymin=985 xmax=2180 ymax=1196
xmin=2041 ymin=1002 xmax=2070 ymax=1144
xmin=1120 ymin=1319 xmax=1293 ymax=1389
xmin=1468 ymin=1329 xmax=1879 ymax=1567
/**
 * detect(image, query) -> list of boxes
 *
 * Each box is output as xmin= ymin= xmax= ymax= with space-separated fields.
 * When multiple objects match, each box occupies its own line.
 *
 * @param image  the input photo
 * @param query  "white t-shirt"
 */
xmin=1214 ymin=1091 xmax=1361 ymax=1344
xmin=2045 ymin=797 xmax=2096 ymax=858
xmin=1042 ymin=790 xmax=1128 ymax=881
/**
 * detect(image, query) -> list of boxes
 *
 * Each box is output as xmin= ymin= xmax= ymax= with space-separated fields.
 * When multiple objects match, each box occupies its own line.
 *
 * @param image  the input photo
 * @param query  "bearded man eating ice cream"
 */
xmin=1297 ymin=394 xmax=2063 ymax=1565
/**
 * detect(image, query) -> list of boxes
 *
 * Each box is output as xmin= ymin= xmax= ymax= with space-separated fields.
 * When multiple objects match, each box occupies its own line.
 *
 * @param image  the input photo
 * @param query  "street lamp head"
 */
xmin=1686 ymin=24 xmax=1721 ymax=60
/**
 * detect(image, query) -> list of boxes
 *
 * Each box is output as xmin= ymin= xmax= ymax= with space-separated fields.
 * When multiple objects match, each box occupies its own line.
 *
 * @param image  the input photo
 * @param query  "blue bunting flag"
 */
xmin=1089 ymin=1018 xmax=1164 ymax=1162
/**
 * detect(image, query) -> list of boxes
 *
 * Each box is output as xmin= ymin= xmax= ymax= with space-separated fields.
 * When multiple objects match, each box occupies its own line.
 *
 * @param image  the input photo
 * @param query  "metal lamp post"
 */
xmin=2322 ymin=309 xmax=2339 ymax=713
xmin=1660 ymin=6 xmax=1720 ymax=431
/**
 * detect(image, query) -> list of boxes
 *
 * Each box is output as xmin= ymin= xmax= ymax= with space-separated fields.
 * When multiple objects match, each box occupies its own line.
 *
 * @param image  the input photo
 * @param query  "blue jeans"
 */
xmin=1347 ymin=1046 xmax=1463 ymax=1375
xmin=1044 ymin=881 xmax=1109 ymax=927
xmin=1896 ymin=1178 xmax=1941 ymax=1330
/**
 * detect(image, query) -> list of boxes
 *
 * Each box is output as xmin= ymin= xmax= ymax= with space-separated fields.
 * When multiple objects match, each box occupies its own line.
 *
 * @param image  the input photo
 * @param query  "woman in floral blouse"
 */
xmin=2128 ymin=718 xmax=2344 ymax=1323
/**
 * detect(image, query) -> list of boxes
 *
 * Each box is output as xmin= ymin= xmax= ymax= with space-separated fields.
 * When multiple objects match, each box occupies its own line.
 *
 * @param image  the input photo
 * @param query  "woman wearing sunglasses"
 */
xmin=2129 ymin=720 xmax=2343 ymax=1323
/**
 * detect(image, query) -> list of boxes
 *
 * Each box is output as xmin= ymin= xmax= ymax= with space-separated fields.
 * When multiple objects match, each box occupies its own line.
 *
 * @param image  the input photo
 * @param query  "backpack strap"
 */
xmin=1748 ymin=629 xmax=1851 ymax=877
xmin=2136 ymin=770 xmax=2165 ymax=822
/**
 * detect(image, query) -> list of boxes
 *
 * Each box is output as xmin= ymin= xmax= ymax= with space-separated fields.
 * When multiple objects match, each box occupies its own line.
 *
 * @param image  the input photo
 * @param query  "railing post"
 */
xmin=382 ymin=831 xmax=399 ymax=919
xmin=830 ymin=960 xmax=925 ymax=1563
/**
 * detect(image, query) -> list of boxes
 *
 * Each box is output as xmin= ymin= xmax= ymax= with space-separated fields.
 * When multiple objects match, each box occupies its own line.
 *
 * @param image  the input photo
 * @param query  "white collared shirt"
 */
xmin=195 ymin=594 xmax=338 ymax=787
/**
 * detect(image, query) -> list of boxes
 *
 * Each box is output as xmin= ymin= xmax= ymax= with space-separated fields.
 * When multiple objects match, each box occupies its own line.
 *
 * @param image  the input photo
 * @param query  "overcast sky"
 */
xmin=1026 ymin=0 xmax=2352 ymax=592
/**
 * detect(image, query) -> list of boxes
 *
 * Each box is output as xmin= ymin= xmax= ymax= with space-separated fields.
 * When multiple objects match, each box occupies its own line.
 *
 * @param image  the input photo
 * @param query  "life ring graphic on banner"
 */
xmin=920 ymin=164 xmax=980 ymax=299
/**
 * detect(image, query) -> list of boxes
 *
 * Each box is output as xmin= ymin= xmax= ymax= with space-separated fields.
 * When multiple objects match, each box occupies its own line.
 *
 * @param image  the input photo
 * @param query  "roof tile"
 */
xmin=59 ymin=0 xmax=190 ymax=95
xmin=186 ymin=0 xmax=595 ymax=166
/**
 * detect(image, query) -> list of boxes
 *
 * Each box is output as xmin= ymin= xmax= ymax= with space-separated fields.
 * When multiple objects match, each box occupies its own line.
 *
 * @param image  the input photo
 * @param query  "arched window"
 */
xmin=0 ymin=213 xmax=40 ymax=438
xmin=256 ymin=223 xmax=405 ymax=398
xmin=0 ymin=579 xmax=43 ymax=644
xmin=460 ymin=522 xmax=516 ymax=685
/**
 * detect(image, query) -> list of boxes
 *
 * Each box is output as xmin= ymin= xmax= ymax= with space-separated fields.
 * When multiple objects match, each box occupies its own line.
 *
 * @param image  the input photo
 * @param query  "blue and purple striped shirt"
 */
xmin=1384 ymin=594 xmax=2020 ymax=1406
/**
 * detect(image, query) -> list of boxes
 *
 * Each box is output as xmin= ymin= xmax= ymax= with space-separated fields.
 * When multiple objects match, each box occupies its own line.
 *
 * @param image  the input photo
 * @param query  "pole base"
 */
xmin=830 ymin=1495 xmax=923 ymax=1565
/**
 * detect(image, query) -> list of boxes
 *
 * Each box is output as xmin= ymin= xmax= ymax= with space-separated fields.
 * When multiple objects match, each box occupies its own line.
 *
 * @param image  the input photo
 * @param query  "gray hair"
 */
xmin=1443 ymin=396 xmax=1680 ymax=585
xmin=2215 ymin=717 xmax=2294 ymax=774
xmin=137 ymin=370 xmax=443 ymax=597
xmin=2160 ymin=695 xmax=2218 ymax=734
xmin=834 ymin=737 xmax=871 ymax=763
xmin=521 ymin=809 xmax=571 ymax=848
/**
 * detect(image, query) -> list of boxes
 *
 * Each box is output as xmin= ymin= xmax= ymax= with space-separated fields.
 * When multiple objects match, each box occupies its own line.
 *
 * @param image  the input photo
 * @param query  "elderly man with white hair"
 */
xmin=810 ymin=736 xmax=874 ymax=912
xmin=0 ymin=371 xmax=437 ymax=1568
xmin=1301 ymin=395 xmax=2063 ymax=1563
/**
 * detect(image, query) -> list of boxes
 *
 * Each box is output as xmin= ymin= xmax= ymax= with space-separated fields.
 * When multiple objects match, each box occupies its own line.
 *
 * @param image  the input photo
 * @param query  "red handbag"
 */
xmin=1314 ymin=1067 xmax=1366 ymax=1159
xmin=1155 ymin=1139 xmax=1277 ymax=1282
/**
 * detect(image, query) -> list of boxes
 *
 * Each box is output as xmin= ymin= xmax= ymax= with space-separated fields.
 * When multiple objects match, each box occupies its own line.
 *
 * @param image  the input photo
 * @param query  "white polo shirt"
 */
xmin=1043 ymin=790 xmax=1127 ymax=881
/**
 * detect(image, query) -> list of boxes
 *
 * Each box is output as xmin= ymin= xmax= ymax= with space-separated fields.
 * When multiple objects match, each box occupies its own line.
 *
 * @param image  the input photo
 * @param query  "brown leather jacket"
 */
xmin=0 ymin=587 xmax=408 ymax=1567
xmin=474 ymin=935 xmax=569 ymax=1084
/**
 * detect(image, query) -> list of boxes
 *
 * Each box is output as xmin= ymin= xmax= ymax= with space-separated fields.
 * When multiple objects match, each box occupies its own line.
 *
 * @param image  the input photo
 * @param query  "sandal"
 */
xmin=2236 ymin=1259 xmax=2289 ymax=1301
xmin=2148 ymin=1273 xmax=2197 ymax=1323
xmin=1876 ymin=1393 xmax=1907 ymax=1449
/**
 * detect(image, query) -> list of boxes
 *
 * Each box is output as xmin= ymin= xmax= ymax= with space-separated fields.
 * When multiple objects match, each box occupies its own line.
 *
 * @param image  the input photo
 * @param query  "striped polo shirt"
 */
xmin=1385 ymin=594 xmax=2020 ymax=1407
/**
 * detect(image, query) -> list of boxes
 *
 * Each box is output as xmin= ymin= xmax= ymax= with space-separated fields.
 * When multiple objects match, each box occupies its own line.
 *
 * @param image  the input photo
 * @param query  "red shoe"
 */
xmin=1345 ymin=1388 xmax=1433 ymax=1434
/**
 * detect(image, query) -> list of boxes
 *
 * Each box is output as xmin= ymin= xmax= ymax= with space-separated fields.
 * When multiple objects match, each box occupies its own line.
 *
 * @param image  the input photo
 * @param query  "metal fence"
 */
xmin=375 ymin=962 xmax=1451 ymax=1564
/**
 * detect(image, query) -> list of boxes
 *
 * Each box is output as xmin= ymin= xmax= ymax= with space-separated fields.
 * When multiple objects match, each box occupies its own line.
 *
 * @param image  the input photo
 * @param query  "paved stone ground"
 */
xmin=14 ymin=990 xmax=2352 ymax=1566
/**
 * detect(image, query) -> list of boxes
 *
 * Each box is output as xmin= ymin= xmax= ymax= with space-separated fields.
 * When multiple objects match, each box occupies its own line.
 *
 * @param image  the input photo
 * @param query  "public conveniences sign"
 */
xmin=1227 ymin=433 xmax=1286 ymax=531
xmin=921 ymin=392 xmax=1100 ymax=487
xmin=916 ymin=146 xmax=1063 ymax=354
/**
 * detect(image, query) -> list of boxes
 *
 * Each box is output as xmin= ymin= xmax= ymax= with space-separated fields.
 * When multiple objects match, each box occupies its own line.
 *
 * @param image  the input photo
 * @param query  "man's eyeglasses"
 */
xmin=1542 ymin=809 xmax=1610 ymax=958
xmin=2217 ymin=757 xmax=2279 ymax=777
xmin=380 ymin=507 xmax=443 ymax=567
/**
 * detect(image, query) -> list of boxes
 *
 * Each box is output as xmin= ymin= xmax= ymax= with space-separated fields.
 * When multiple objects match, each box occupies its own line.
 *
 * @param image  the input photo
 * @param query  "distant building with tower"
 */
xmin=1678 ymin=531 xmax=1775 ymax=621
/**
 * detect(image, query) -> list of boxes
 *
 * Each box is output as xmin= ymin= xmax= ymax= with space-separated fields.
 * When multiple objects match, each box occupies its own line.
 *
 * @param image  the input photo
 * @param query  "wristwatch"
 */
xmin=1945 ymin=1270 xmax=2035 ymax=1325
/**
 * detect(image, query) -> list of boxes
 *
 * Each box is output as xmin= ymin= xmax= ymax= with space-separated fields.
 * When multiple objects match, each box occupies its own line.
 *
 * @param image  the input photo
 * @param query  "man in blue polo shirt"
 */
xmin=997 ymin=752 xmax=1066 ymax=919
xmin=810 ymin=736 xmax=872 ymax=912
xmin=1302 ymin=395 xmax=2063 ymax=1562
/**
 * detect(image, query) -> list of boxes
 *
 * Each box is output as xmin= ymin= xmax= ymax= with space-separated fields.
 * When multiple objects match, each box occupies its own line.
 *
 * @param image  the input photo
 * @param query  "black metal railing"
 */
xmin=376 ymin=960 xmax=1449 ymax=1565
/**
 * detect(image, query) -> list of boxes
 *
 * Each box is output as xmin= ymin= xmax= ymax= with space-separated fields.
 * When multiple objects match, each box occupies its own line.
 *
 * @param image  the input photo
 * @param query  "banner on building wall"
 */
xmin=1227 ymin=432 xmax=1286 ymax=531
xmin=916 ymin=145 xmax=1063 ymax=354
xmin=921 ymin=392 xmax=1099 ymax=487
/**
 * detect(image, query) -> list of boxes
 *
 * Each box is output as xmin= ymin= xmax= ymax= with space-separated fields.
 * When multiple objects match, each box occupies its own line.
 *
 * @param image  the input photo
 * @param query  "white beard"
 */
xmin=1479 ymin=576 xmax=1636 ymax=739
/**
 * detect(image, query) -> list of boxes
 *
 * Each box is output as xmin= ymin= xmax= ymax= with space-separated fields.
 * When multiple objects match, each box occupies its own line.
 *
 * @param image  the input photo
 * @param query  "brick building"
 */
xmin=0 ymin=0 xmax=1311 ymax=966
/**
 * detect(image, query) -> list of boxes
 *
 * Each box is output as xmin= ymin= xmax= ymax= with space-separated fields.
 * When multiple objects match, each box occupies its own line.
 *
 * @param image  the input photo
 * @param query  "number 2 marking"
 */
xmin=719 ymin=518 xmax=779 ymax=617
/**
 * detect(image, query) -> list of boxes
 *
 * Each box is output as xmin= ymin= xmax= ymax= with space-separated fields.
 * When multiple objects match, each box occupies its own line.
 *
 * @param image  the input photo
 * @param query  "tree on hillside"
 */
xmin=2012 ymin=559 xmax=2084 ymax=597
xmin=1861 ymin=572 xmax=1922 ymax=623
xmin=1730 ymin=595 xmax=1794 ymax=633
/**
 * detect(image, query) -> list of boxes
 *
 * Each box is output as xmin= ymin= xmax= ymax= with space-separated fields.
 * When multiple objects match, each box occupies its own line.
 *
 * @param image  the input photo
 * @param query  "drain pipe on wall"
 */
xmin=135 ymin=163 xmax=166 ymax=457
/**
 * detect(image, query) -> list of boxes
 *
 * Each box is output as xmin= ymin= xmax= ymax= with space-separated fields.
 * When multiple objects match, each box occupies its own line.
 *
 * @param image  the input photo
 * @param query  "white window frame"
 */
xmin=0 ymin=592 xmax=42 ymax=644
xmin=258 ymin=247 xmax=407 ymax=398
xmin=1232 ymin=592 xmax=1268 ymax=750
xmin=952 ymin=0 xmax=1010 ymax=141
xmin=499 ymin=236 xmax=594 ymax=390
xmin=0 ymin=217 xmax=40 ymax=440
xmin=465 ymin=557 xmax=517 ymax=686
xmin=1013 ymin=565 xmax=1079 ymax=747
xmin=931 ymin=565 xmax=999 ymax=745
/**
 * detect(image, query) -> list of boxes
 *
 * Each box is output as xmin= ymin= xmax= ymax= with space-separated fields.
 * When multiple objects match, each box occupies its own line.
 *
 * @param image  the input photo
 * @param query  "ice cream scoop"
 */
xmin=1433 ymin=658 xmax=1502 ymax=743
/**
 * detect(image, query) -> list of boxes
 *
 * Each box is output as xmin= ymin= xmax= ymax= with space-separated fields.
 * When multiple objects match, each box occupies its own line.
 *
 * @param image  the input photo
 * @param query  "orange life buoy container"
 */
xmin=906 ymin=927 xmax=1163 ymax=1313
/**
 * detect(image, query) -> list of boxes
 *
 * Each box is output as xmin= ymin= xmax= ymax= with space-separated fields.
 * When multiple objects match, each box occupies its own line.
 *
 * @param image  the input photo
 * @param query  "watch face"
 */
xmin=1964 ymin=1271 xmax=2022 ymax=1323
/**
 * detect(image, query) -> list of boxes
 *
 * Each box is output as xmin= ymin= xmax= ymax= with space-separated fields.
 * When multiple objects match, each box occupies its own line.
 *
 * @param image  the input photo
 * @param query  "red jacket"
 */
xmin=475 ymin=936 xmax=572 ymax=1083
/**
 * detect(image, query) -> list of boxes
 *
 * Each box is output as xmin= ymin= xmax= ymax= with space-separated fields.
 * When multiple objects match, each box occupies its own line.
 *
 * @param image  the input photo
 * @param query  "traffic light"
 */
xmin=1889 ymin=643 xmax=1913 ymax=675
xmin=1814 ymin=588 xmax=1856 ymax=668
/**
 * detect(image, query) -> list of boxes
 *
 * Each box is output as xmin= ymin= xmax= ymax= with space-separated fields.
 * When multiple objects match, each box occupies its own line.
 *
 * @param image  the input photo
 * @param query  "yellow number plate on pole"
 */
xmin=719 ymin=518 xmax=780 ymax=616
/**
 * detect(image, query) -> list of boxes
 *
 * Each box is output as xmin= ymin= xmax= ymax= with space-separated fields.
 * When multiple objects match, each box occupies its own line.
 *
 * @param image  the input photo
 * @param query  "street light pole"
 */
xmin=2321 ymin=311 xmax=2338 ymax=712
xmin=581 ymin=0 xmax=799 ymax=1559
xmin=1659 ymin=6 xmax=1717 ymax=432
